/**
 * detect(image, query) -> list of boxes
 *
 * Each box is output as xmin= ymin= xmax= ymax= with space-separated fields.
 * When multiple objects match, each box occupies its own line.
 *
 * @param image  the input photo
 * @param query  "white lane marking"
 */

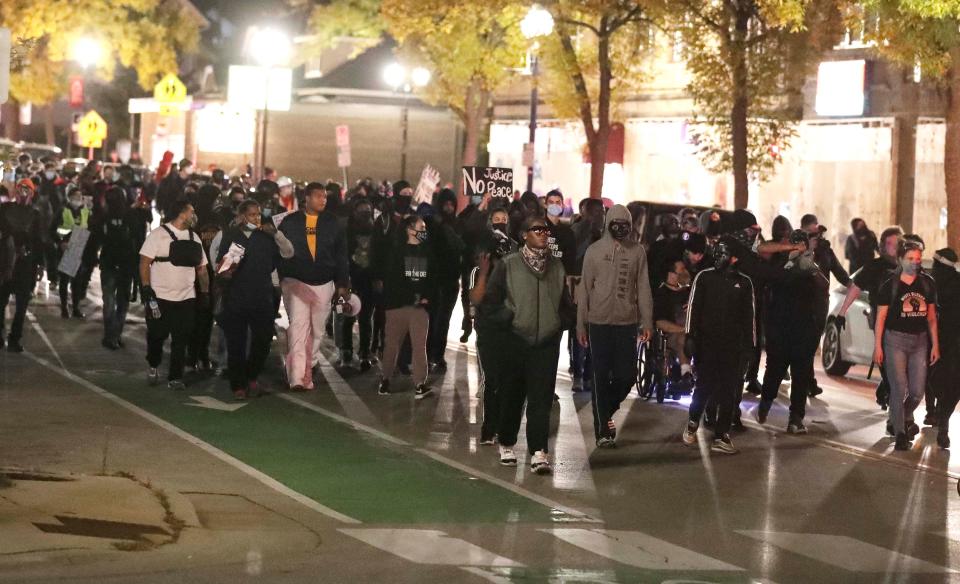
xmin=459 ymin=567 xmax=515 ymax=584
xmin=737 ymin=531 xmax=956 ymax=573
xmin=278 ymin=393 xmax=409 ymax=447
xmin=310 ymin=347 xmax=382 ymax=429
xmin=340 ymin=529 xmax=523 ymax=567
xmin=26 ymin=311 xmax=66 ymax=369
xmin=22 ymin=350 xmax=360 ymax=525
xmin=543 ymin=528 xmax=743 ymax=571
xmin=186 ymin=395 xmax=248 ymax=412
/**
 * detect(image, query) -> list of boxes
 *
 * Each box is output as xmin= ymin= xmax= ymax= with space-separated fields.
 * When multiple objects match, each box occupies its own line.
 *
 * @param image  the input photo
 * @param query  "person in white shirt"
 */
xmin=138 ymin=200 xmax=210 ymax=390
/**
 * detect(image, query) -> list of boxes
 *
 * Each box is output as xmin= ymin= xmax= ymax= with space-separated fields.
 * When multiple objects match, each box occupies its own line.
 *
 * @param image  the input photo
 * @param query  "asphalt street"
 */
xmin=1 ymin=277 xmax=959 ymax=584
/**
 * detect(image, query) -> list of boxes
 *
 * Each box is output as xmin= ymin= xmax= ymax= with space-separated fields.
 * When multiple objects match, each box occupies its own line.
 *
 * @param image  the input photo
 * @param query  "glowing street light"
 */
xmin=247 ymin=27 xmax=292 ymax=68
xmin=521 ymin=4 xmax=555 ymax=40
xmin=411 ymin=67 xmax=431 ymax=88
xmin=71 ymin=37 xmax=103 ymax=69
xmin=383 ymin=63 xmax=407 ymax=91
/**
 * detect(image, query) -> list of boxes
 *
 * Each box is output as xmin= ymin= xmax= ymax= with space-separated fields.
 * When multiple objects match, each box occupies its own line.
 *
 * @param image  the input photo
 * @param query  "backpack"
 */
xmin=100 ymin=218 xmax=134 ymax=269
xmin=154 ymin=225 xmax=204 ymax=268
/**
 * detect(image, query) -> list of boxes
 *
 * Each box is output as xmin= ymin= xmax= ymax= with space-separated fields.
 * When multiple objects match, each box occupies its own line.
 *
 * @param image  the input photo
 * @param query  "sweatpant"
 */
xmin=146 ymin=298 xmax=196 ymax=381
xmin=760 ymin=323 xmax=819 ymax=422
xmin=220 ymin=306 xmax=275 ymax=389
xmin=281 ymin=278 xmax=334 ymax=389
xmin=588 ymin=324 xmax=639 ymax=440
xmin=0 ymin=281 xmax=31 ymax=342
xmin=476 ymin=327 xmax=503 ymax=442
xmin=497 ymin=333 xmax=562 ymax=455
xmin=100 ymin=267 xmax=132 ymax=344
xmin=380 ymin=306 xmax=429 ymax=385
xmin=689 ymin=349 xmax=742 ymax=437
xmin=427 ymin=280 xmax=459 ymax=365
xmin=883 ymin=329 xmax=929 ymax=435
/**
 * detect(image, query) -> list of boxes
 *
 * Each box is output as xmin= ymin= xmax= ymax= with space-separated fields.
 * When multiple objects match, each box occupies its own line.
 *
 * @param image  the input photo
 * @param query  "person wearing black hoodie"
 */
xmin=186 ymin=184 xmax=223 ymax=370
xmin=339 ymin=197 xmax=378 ymax=371
xmin=375 ymin=214 xmax=436 ymax=398
xmin=95 ymin=186 xmax=142 ymax=350
xmin=426 ymin=188 xmax=465 ymax=373
xmin=456 ymin=191 xmax=495 ymax=343
xmin=930 ymin=248 xmax=960 ymax=448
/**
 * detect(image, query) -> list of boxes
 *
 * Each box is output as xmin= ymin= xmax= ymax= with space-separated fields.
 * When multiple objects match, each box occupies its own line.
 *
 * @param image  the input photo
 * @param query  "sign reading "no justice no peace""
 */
xmin=462 ymin=166 xmax=513 ymax=198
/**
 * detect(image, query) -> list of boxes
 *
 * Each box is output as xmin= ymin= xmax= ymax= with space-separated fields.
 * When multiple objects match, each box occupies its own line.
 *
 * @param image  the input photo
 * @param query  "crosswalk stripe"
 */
xmin=737 ymin=531 xmax=955 ymax=573
xmin=541 ymin=528 xmax=743 ymax=571
xmin=339 ymin=529 xmax=523 ymax=567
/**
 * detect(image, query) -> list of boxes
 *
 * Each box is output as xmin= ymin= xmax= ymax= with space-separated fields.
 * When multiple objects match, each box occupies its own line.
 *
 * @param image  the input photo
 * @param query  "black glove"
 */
xmin=835 ymin=315 xmax=846 ymax=331
xmin=141 ymin=285 xmax=157 ymax=306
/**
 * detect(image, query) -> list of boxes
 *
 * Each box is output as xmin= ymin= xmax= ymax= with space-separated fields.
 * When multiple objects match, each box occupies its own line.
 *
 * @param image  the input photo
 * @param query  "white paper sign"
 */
xmin=272 ymin=210 xmax=292 ymax=227
xmin=216 ymin=242 xmax=247 ymax=273
xmin=58 ymin=227 xmax=90 ymax=278
xmin=413 ymin=165 xmax=441 ymax=205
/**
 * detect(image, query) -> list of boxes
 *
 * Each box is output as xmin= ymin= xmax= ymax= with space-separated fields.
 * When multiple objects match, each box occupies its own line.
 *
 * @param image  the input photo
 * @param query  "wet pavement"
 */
xmin=1 ymin=278 xmax=958 ymax=583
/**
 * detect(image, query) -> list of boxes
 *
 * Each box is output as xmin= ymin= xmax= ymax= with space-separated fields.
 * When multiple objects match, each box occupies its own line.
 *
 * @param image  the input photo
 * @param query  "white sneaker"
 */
xmin=682 ymin=421 xmax=698 ymax=445
xmin=499 ymin=446 xmax=517 ymax=466
xmin=147 ymin=368 xmax=159 ymax=386
xmin=530 ymin=450 xmax=552 ymax=475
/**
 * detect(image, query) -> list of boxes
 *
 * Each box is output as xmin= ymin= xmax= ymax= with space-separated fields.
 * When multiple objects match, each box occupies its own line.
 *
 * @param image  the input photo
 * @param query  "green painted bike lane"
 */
xmin=84 ymin=371 xmax=568 ymax=525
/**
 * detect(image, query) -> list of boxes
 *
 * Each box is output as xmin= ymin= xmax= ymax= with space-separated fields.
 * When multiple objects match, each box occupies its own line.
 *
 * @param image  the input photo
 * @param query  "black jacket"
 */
xmin=218 ymin=227 xmax=282 ymax=313
xmin=686 ymin=266 xmax=755 ymax=351
xmin=278 ymin=211 xmax=349 ymax=288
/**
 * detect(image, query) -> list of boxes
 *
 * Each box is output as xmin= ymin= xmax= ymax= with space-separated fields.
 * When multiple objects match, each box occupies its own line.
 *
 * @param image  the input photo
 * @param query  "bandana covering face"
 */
xmin=521 ymin=243 xmax=549 ymax=274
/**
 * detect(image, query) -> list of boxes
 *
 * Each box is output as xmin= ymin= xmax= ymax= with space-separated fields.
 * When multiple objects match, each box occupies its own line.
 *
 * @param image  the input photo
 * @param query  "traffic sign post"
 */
xmin=77 ymin=110 xmax=108 ymax=159
xmin=335 ymin=125 xmax=351 ymax=186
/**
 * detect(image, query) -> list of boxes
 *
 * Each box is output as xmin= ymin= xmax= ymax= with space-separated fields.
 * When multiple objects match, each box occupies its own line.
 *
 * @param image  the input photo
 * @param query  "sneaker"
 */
xmin=196 ymin=359 xmax=213 ymax=372
xmin=499 ymin=446 xmax=517 ymax=466
xmin=606 ymin=419 xmax=617 ymax=440
xmin=807 ymin=383 xmax=823 ymax=398
xmin=937 ymin=430 xmax=950 ymax=449
xmin=894 ymin=432 xmax=911 ymax=451
xmin=596 ymin=436 xmax=616 ymax=449
xmin=744 ymin=378 xmax=762 ymax=395
xmin=247 ymin=380 xmax=262 ymax=398
xmin=6 ymin=338 xmax=23 ymax=353
xmin=359 ymin=359 xmax=372 ymax=373
xmin=71 ymin=307 xmax=86 ymax=320
xmin=378 ymin=378 xmax=391 ymax=396
xmin=530 ymin=450 xmax=552 ymax=474
xmin=906 ymin=421 xmax=920 ymax=438
xmin=756 ymin=399 xmax=772 ymax=424
xmin=711 ymin=434 xmax=739 ymax=455
xmin=148 ymin=368 xmax=159 ymax=386
xmin=459 ymin=332 xmax=470 ymax=343
xmin=787 ymin=420 xmax=808 ymax=434
xmin=167 ymin=379 xmax=186 ymax=391
xmin=479 ymin=436 xmax=496 ymax=446
xmin=682 ymin=421 xmax=699 ymax=445
xmin=414 ymin=384 xmax=434 ymax=400
xmin=923 ymin=412 xmax=938 ymax=427
xmin=233 ymin=388 xmax=247 ymax=401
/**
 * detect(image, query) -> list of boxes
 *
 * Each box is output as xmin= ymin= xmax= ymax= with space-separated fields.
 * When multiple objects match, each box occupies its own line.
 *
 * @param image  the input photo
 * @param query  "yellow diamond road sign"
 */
xmin=77 ymin=110 xmax=107 ymax=148
xmin=154 ymin=73 xmax=187 ymax=104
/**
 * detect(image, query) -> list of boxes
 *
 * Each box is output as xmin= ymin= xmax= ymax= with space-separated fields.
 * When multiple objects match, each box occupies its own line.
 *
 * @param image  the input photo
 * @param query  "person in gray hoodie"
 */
xmin=577 ymin=204 xmax=654 ymax=447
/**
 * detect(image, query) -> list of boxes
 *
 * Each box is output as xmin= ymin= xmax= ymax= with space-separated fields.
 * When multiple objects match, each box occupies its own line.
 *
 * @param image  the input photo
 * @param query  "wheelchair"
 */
xmin=638 ymin=328 xmax=693 ymax=403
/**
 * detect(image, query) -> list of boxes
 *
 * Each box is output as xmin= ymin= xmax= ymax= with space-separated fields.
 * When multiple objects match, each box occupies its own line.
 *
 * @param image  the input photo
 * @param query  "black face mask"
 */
xmin=608 ymin=222 xmax=631 ymax=240
xmin=395 ymin=196 xmax=412 ymax=214
xmin=713 ymin=242 xmax=734 ymax=271
xmin=492 ymin=223 xmax=508 ymax=234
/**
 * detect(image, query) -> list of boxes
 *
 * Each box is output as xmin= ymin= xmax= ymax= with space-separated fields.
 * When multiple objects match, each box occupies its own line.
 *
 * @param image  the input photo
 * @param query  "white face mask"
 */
xmin=44 ymin=171 xmax=56 ymax=180
xmin=547 ymin=204 xmax=563 ymax=217
xmin=244 ymin=222 xmax=258 ymax=231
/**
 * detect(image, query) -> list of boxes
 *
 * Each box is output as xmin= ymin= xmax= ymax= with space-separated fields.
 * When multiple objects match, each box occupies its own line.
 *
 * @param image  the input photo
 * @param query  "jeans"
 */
xmin=497 ymin=333 xmax=561 ymax=455
xmin=220 ymin=306 xmax=275 ymax=389
xmin=588 ymin=324 xmax=639 ymax=440
xmin=100 ymin=267 xmax=132 ymax=344
xmin=883 ymin=329 xmax=929 ymax=435
xmin=146 ymin=298 xmax=196 ymax=381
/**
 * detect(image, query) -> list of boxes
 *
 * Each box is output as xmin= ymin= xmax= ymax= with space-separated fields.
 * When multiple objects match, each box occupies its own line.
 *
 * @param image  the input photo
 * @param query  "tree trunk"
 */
xmin=2 ymin=99 xmax=21 ymax=141
xmin=945 ymin=51 xmax=960 ymax=247
xmin=588 ymin=24 xmax=613 ymax=200
xmin=731 ymin=8 xmax=750 ymax=210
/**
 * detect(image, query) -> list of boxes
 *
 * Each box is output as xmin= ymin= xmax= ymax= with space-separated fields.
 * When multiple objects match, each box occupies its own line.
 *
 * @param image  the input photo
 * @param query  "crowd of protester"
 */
xmin=1 ymin=149 xmax=957 ymax=474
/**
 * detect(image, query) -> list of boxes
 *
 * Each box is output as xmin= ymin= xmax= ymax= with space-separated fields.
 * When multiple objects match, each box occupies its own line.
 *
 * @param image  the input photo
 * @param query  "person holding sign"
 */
xmin=57 ymin=186 xmax=94 ymax=320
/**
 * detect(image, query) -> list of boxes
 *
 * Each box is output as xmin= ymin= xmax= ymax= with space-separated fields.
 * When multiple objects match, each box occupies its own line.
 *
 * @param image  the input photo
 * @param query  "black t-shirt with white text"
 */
xmin=878 ymin=275 xmax=937 ymax=335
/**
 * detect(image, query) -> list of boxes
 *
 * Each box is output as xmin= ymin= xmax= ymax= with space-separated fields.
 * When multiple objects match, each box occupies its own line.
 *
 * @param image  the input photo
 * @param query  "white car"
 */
xmin=821 ymin=277 xmax=874 ymax=376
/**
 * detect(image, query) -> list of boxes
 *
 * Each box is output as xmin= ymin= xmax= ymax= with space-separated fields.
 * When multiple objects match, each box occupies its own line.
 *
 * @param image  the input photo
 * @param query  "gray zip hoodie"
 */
xmin=576 ymin=204 xmax=654 ymax=335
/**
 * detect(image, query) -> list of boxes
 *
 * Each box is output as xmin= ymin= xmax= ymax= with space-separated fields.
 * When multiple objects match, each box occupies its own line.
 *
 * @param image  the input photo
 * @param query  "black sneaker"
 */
xmin=359 ymin=359 xmax=372 ymax=373
xmin=807 ymin=382 xmax=823 ymax=397
xmin=459 ymin=332 xmax=470 ymax=343
xmin=71 ymin=307 xmax=86 ymax=320
xmin=756 ymin=399 xmax=772 ymax=424
xmin=414 ymin=384 xmax=434 ymax=400
xmin=906 ymin=422 xmax=920 ymax=438
xmin=744 ymin=378 xmax=762 ymax=395
xmin=787 ymin=420 xmax=808 ymax=434
xmin=923 ymin=412 xmax=938 ymax=427
xmin=711 ymin=434 xmax=739 ymax=455
xmin=894 ymin=432 xmax=911 ymax=451
xmin=6 ymin=338 xmax=23 ymax=353
xmin=937 ymin=430 xmax=951 ymax=449
xmin=378 ymin=378 xmax=391 ymax=396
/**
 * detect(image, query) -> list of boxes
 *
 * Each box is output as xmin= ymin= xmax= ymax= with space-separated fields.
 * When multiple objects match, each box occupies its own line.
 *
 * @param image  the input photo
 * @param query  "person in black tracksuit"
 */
xmin=0 ymin=200 xmax=43 ymax=352
xmin=756 ymin=230 xmax=830 ymax=433
xmin=929 ymin=249 xmax=960 ymax=448
xmin=456 ymin=193 xmax=494 ymax=343
xmin=217 ymin=201 xmax=295 ymax=399
xmin=683 ymin=241 xmax=755 ymax=454
xmin=340 ymin=197 xmax=378 ymax=371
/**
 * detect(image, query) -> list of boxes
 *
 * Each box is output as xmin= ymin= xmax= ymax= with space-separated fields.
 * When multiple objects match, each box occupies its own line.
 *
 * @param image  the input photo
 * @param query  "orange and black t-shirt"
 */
xmin=878 ymin=274 xmax=936 ymax=335
xmin=305 ymin=213 xmax=318 ymax=259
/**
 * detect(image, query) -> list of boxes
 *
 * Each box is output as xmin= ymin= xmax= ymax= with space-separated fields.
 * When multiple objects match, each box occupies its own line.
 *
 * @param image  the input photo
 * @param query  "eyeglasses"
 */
xmin=527 ymin=226 xmax=549 ymax=235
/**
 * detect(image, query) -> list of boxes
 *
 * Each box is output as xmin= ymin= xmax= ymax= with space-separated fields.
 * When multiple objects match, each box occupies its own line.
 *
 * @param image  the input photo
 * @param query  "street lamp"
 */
xmin=383 ymin=63 xmax=430 ymax=181
xmin=71 ymin=37 xmax=103 ymax=70
xmin=521 ymin=5 xmax=554 ymax=193
xmin=247 ymin=27 xmax=291 ymax=181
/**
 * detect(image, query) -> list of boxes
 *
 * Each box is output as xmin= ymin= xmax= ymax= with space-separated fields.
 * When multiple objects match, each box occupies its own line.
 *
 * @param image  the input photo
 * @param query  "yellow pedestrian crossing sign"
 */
xmin=154 ymin=73 xmax=187 ymax=103
xmin=77 ymin=110 xmax=107 ymax=148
